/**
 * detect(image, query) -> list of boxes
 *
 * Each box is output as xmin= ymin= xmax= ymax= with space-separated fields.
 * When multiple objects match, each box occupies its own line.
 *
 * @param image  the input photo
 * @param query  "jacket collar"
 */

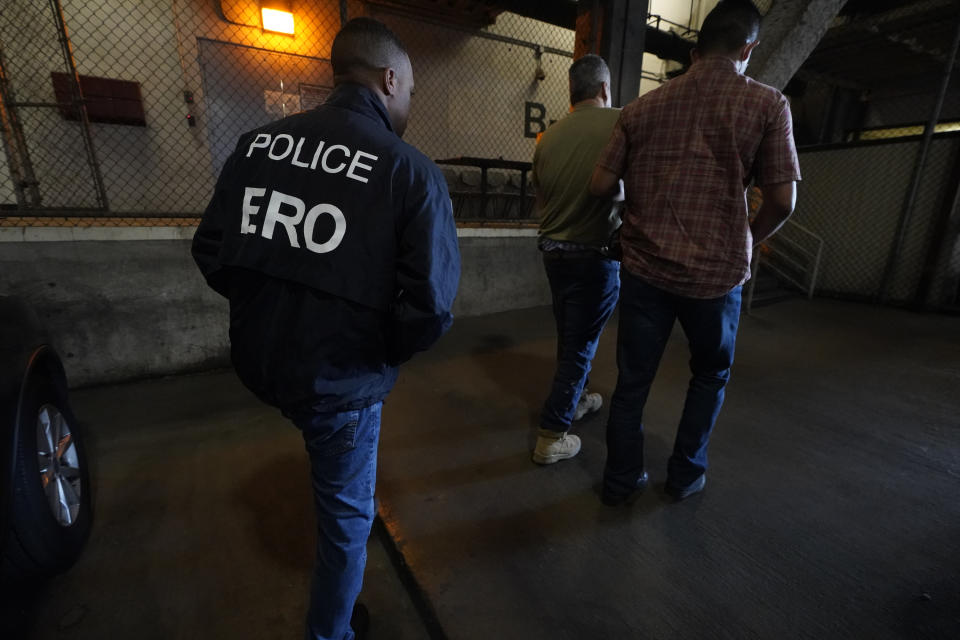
xmin=324 ymin=84 xmax=394 ymax=133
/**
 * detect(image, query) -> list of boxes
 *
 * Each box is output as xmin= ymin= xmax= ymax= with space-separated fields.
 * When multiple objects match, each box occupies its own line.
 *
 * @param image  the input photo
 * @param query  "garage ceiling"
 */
xmin=364 ymin=0 xmax=960 ymax=94
xmin=366 ymin=0 xmax=697 ymax=62
xmin=800 ymin=0 xmax=960 ymax=98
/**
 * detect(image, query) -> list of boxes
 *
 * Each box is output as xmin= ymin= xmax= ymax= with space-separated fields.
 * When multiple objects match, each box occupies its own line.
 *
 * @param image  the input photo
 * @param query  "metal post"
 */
xmin=340 ymin=0 xmax=348 ymax=27
xmin=879 ymin=6 xmax=960 ymax=303
xmin=49 ymin=0 xmax=109 ymax=211
xmin=916 ymin=146 xmax=960 ymax=308
xmin=578 ymin=0 xmax=648 ymax=106
xmin=590 ymin=1 xmax=600 ymax=55
xmin=0 ymin=46 xmax=42 ymax=208
xmin=809 ymin=241 xmax=822 ymax=300
xmin=575 ymin=0 xmax=602 ymax=59
xmin=603 ymin=0 xmax=649 ymax=107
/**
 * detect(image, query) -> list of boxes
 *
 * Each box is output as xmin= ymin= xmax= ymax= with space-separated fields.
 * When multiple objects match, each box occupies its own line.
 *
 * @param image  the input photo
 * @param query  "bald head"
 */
xmin=331 ymin=18 xmax=415 ymax=137
xmin=331 ymin=18 xmax=409 ymax=80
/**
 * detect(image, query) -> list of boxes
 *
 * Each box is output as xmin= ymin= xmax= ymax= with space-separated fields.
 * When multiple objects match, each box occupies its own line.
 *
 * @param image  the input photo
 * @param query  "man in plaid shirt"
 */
xmin=590 ymin=0 xmax=800 ymax=504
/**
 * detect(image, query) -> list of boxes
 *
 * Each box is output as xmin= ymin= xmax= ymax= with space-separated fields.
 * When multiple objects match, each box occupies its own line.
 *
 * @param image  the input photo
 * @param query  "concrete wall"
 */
xmin=456 ymin=234 xmax=549 ymax=316
xmin=0 ymin=229 xmax=548 ymax=387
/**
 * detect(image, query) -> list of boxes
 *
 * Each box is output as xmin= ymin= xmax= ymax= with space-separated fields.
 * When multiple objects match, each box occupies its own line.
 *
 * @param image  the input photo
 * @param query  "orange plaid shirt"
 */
xmin=597 ymin=57 xmax=801 ymax=298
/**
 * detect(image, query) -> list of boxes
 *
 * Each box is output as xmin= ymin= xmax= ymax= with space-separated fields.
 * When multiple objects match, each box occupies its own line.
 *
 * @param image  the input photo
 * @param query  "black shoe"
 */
xmin=601 ymin=472 xmax=649 ymax=506
xmin=665 ymin=474 xmax=706 ymax=501
xmin=351 ymin=602 xmax=370 ymax=640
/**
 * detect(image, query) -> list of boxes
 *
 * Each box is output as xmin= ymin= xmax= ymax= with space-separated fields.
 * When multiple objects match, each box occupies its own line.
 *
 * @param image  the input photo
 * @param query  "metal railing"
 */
xmin=746 ymin=218 xmax=825 ymax=312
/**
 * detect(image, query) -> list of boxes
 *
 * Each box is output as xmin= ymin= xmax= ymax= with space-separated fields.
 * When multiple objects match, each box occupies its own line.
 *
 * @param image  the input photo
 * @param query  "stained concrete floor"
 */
xmin=7 ymin=299 xmax=960 ymax=639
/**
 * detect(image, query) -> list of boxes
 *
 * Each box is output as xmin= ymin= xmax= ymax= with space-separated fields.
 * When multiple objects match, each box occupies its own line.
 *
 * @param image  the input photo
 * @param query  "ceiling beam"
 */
xmin=748 ymin=0 xmax=850 ymax=91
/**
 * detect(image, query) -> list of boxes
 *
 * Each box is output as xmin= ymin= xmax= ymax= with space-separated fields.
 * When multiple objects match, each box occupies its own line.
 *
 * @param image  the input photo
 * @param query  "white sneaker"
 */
xmin=573 ymin=392 xmax=603 ymax=421
xmin=532 ymin=429 xmax=582 ymax=465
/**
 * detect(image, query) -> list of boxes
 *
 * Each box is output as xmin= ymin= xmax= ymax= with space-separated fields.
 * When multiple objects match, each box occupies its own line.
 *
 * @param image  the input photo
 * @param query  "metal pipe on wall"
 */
xmin=0 ymin=46 xmax=42 ymax=208
xmin=49 ymin=0 xmax=109 ymax=211
xmin=916 ymin=144 xmax=960 ymax=308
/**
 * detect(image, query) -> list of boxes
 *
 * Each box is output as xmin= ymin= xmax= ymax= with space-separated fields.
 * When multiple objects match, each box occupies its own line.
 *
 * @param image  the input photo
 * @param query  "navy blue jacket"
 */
xmin=193 ymin=84 xmax=460 ymax=414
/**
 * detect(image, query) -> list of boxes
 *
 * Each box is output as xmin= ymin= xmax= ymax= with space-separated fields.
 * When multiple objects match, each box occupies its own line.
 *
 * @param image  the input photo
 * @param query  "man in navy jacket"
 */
xmin=193 ymin=18 xmax=459 ymax=640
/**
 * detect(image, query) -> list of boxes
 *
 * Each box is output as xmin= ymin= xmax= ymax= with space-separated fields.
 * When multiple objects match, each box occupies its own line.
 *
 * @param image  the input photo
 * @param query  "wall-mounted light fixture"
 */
xmin=261 ymin=0 xmax=294 ymax=35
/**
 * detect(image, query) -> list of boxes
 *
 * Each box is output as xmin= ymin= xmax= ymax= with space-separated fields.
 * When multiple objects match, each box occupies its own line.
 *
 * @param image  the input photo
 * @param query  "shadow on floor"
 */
xmin=235 ymin=452 xmax=314 ymax=571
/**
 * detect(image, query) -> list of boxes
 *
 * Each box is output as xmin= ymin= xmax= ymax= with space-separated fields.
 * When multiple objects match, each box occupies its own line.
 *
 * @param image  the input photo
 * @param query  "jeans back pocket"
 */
xmin=307 ymin=410 xmax=360 ymax=457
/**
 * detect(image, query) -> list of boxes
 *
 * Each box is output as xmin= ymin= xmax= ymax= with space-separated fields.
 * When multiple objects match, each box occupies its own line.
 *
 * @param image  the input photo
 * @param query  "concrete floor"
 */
xmin=7 ymin=299 xmax=960 ymax=639
xmin=7 ymin=375 xmax=429 ymax=640
xmin=376 ymin=299 xmax=960 ymax=639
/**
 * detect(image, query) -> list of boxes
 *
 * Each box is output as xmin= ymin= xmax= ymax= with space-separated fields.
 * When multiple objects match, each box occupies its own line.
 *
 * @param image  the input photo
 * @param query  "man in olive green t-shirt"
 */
xmin=530 ymin=54 xmax=622 ymax=465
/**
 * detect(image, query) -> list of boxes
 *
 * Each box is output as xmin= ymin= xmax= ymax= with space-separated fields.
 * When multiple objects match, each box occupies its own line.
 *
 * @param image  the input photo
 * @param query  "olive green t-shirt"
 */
xmin=532 ymin=104 xmax=621 ymax=247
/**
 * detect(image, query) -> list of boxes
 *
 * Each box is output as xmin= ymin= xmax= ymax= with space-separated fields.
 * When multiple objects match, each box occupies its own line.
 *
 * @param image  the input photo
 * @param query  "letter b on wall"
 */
xmin=524 ymin=102 xmax=547 ymax=139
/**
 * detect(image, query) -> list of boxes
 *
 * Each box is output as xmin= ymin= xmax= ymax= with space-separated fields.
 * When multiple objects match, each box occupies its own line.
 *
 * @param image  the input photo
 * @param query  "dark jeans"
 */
xmin=292 ymin=402 xmax=382 ymax=640
xmin=540 ymin=253 xmax=620 ymax=432
xmin=604 ymin=270 xmax=741 ymax=493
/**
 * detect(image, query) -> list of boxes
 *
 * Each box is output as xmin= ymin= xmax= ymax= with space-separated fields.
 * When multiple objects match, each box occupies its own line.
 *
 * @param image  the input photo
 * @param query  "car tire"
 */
xmin=1 ymin=371 xmax=92 ymax=586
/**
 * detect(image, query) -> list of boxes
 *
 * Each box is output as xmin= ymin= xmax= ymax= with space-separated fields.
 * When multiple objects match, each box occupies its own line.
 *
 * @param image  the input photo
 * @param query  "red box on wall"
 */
xmin=51 ymin=72 xmax=146 ymax=126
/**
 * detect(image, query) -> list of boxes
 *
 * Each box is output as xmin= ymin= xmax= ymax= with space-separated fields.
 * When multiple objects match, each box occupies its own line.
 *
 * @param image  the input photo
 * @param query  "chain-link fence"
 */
xmin=0 ymin=0 xmax=352 ymax=225
xmin=762 ymin=0 xmax=960 ymax=311
xmin=0 ymin=0 xmax=582 ymax=227
xmin=376 ymin=8 xmax=573 ymax=223
xmin=2 ymin=0 xmax=958 ymax=309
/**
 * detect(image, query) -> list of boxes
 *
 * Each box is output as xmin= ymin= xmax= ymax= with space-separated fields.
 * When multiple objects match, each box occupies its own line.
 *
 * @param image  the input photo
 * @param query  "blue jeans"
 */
xmin=604 ymin=271 xmax=741 ymax=494
xmin=540 ymin=253 xmax=620 ymax=432
xmin=292 ymin=402 xmax=382 ymax=640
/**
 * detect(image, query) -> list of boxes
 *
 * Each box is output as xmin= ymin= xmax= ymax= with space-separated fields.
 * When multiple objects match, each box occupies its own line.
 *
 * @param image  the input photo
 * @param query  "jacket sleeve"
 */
xmin=192 ymin=149 xmax=240 ymax=298
xmin=388 ymin=166 xmax=461 ymax=366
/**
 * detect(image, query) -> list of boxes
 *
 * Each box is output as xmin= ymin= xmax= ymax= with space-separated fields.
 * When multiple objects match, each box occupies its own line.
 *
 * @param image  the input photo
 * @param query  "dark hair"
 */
xmin=331 ymin=17 xmax=408 ymax=76
xmin=569 ymin=54 xmax=610 ymax=105
xmin=697 ymin=0 xmax=762 ymax=55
